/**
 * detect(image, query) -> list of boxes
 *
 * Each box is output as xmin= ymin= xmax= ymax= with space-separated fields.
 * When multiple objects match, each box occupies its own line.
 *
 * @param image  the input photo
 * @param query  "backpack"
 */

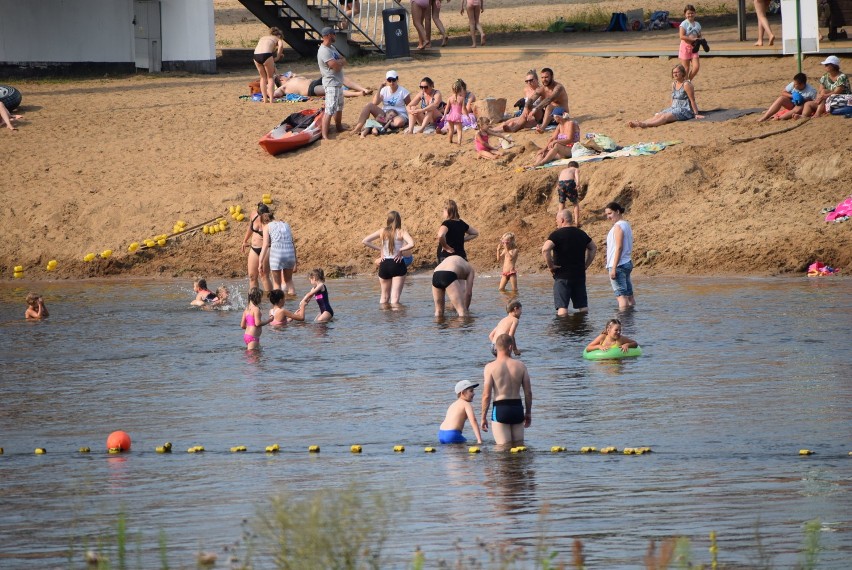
xmin=606 ymin=13 xmax=628 ymax=32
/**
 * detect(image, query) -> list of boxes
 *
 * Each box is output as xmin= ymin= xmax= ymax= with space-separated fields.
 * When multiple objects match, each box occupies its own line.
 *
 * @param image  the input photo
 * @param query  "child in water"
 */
xmin=489 ymin=299 xmax=522 ymax=356
xmin=210 ymin=286 xmax=231 ymax=307
xmin=556 ymin=161 xmax=581 ymax=225
xmin=191 ymin=279 xmax=217 ymax=306
xmin=496 ymin=232 xmax=519 ymax=293
xmin=240 ymin=287 xmax=272 ymax=350
xmin=300 ymin=269 xmax=334 ymax=322
xmin=268 ymin=288 xmax=306 ymax=325
xmin=586 ymin=318 xmax=639 ymax=353
xmin=24 ymin=292 xmax=49 ymax=320
xmin=438 ymin=380 xmax=483 ymax=444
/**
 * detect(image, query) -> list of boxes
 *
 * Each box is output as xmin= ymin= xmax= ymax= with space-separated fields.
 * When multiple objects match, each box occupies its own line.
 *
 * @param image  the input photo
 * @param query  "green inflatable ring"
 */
xmin=583 ymin=346 xmax=643 ymax=360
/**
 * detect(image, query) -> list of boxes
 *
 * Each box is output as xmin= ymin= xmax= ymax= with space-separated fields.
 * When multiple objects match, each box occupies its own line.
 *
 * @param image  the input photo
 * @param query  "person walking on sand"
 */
xmin=253 ymin=27 xmax=285 ymax=104
xmin=481 ymin=334 xmax=532 ymax=446
xmin=317 ymin=27 xmax=347 ymax=140
xmin=462 ymin=0 xmax=485 ymax=47
xmin=542 ymin=209 xmax=595 ymax=316
xmin=432 ymin=255 xmax=475 ymax=318
xmin=604 ymin=202 xmax=635 ymax=310
xmin=527 ymin=68 xmax=571 ymax=133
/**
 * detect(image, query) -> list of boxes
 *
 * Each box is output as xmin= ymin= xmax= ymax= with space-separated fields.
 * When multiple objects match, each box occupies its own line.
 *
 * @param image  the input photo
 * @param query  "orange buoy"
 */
xmin=106 ymin=430 xmax=132 ymax=452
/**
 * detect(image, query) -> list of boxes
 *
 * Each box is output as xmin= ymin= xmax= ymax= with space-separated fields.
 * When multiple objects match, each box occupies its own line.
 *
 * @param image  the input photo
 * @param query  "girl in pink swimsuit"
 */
xmin=474 ymin=117 xmax=508 ymax=159
xmin=443 ymin=79 xmax=467 ymax=145
xmin=240 ymin=287 xmax=271 ymax=350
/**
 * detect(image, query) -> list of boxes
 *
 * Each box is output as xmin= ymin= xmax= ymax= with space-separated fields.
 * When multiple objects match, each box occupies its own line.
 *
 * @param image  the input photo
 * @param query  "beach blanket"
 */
xmin=528 ymin=141 xmax=681 ymax=170
xmin=239 ymin=94 xmax=311 ymax=103
xmin=701 ymin=108 xmax=763 ymax=122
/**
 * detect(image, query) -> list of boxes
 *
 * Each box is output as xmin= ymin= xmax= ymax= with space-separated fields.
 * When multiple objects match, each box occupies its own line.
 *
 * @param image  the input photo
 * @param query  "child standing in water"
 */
xmin=474 ymin=117 xmax=509 ymax=159
xmin=300 ymin=269 xmax=334 ymax=322
xmin=586 ymin=318 xmax=639 ymax=353
xmin=240 ymin=287 xmax=271 ymax=350
xmin=443 ymin=79 xmax=467 ymax=145
xmin=489 ymin=299 xmax=522 ymax=356
xmin=24 ymin=292 xmax=49 ymax=320
xmin=496 ymin=232 xmax=519 ymax=293
xmin=268 ymin=289 xmax=306 ymax=325
xmin=556 ymin=161 xmax=581 ymax=224
xmin=439 ymin=380 xmax=483 ymax=444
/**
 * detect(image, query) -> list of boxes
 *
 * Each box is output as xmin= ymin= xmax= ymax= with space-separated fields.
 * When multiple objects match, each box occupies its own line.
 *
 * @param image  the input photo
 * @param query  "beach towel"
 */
xmin=701 ymin=108 xmax=764 ymax=122
xmin=527 ymin=141 xmax=681 ymax=170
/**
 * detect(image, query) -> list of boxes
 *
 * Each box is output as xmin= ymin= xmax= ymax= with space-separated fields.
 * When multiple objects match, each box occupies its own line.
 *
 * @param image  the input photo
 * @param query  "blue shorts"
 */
xmin=438 ymin=429 xmax=467 ymax=444
xmin=609 ymin=260 xmax=634 ymax=297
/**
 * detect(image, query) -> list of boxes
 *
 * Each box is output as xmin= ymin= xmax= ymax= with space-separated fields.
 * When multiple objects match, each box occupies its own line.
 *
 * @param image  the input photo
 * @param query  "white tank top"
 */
xmin=606 ymin=220 xmax=633 ymax=269
xmin=382 ymin=233 xmax=405 ymax=258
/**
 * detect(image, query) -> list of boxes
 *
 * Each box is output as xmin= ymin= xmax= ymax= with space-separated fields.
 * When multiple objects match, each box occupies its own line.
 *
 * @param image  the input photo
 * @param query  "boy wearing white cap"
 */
xmin=438 ymin=379 xmax=483 ymax=444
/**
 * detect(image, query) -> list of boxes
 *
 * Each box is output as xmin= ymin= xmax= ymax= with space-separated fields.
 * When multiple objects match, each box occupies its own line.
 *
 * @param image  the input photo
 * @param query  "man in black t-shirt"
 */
xmin=541 ymin=210 xmax=596 ymax=316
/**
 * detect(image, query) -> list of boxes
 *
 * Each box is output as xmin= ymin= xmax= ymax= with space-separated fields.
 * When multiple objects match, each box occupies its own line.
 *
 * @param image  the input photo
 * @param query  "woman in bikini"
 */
xmin=241 ymin=203 xmax=273 ymax=292
xmin=252 ymin=27 xmax=285 ymax=103
xmin=461 ymin=0 xmax=485 ymax=48
xmin=529 ymin=107 xmax=578 ymax=167
xmin=406 ymin=77 xmax=443 ymax=133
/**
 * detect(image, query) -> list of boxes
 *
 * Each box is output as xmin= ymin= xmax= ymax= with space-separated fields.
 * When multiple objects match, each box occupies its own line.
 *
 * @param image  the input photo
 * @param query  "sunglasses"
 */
xmin=387 ymin=77 xmax=398 ymax=82
xmin=524 ymin=78 xmax=534 ymax=83
xmin=419 ymin=85 xmax=429 ymax=89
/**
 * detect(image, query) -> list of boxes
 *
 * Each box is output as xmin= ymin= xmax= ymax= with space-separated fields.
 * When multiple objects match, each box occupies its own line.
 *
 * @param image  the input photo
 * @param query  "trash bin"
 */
xmin=382 ymin=7 xmax=410 ymax=59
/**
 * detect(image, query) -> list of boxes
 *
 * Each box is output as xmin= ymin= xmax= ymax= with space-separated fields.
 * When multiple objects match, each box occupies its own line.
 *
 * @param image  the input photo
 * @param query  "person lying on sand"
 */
xmin=272 ymin=72 xmax=372 ymax=99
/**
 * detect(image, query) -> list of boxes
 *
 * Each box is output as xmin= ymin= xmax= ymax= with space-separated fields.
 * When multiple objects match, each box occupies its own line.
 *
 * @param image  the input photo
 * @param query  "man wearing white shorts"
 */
xmin=317 ymin=27 xmax=346 ymax=139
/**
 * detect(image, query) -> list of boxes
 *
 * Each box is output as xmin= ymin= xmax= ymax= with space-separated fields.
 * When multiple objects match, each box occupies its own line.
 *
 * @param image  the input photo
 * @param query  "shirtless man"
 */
xmin=272 ymin=73 xmax=372 ymax=99
xmin=481 ymin=334 xmax=532 ymax=445
xmin=527 ymin=67 xmax=571 ymax=133
xmin=501 ymin=70 xmax=544 ymax=133
xmin=431 ymin=255 xmax=475 ymax=317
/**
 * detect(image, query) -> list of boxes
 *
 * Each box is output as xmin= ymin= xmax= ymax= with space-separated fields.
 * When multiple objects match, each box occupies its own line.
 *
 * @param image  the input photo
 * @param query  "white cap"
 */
xmin=455 ymin=380 xmax=479 ymax=394
xmin=820 ymin=55 xmax=840 ymax=66
xmin=386 ymin=70 xmax=398 ymax=80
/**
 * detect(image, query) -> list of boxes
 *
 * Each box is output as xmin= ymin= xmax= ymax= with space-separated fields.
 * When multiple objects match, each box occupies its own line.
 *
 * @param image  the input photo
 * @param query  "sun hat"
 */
xmin=820 ymin=55 xmax=840 ymax=66
xmin=386 ymin=70 xmax=399 ymax=80
xmin=454 ymin=380 xmax=479 ymax=394
xmin=321 ymin=26 xmax=336 ymax=37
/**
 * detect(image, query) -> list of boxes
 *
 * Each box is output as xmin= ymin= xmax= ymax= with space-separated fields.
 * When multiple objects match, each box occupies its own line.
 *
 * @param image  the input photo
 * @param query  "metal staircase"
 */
xmin=238 ymin=0 xmax=407 ymax=58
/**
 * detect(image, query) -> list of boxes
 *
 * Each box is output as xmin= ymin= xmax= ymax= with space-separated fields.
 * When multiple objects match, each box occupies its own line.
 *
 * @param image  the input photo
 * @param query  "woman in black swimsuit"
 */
xmin=436 ymin=199 xmax=479 ymax=263
xmin=252 ymin=27 xmax=285 ymax=103
xmin=241 ymin=203 xmax=273 ymax=292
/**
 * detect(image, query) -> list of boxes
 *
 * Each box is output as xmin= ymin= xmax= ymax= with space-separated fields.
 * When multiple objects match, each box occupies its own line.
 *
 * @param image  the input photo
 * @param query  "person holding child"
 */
xmin=351 ymin=70 xmax=411 ymax=133
xmin=496 ymin=233 xmax=519 ymax=293
xmin=758 ymin=72 xmax=818 ymax=122
xmin=438 ymin=379 xmax=483 ymax=444
xmin=24 ymin=292 xmax=49 ymax=320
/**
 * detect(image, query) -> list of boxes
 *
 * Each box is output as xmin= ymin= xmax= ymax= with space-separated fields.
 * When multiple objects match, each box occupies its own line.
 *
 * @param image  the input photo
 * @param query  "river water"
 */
xmin=0 ymin=274 xmax=849 ymax=568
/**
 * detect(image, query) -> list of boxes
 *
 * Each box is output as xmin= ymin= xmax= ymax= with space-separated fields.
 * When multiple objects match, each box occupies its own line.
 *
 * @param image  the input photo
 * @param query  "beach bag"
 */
xmin=283 ymin=109 xmax=320 ymax=129
xmin=475 ymin=97 xmax=507 ymax=123
xmin=826 ymin=94 xmax=852 ymax=110
xmin=606 ymin=13 xmax=629 ymax=32
xmin=248 ymin=80 xmax=261 ymax=95
xmin=571 ymin=141 xmax=596 ymax=157
xmin=590 ymin=133 xmax=618 ymax=152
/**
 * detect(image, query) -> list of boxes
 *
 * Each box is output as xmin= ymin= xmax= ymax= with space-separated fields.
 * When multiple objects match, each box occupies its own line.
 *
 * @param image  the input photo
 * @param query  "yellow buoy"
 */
xmin=265 ymin=444 xmax=280 ymax=453
xmin=262 ymin=197 xmax=272 ymax=205
xmin=228 ymin=206 xmax=236 ymax=214
xmin=157 ymin=238 xmax=166 ymax=246
xmin=218 ymin=221 xmax=227 ymax=231
xmin=108 ymin=448 xmax=122 ymax=454
xmin=101 ymin=250 xmax=113 ymax=259
xmin=580 ymin=446 xmax=597 ymax=453
xmin=350 ymin=445 xmax=362 ymax=453
xmin=308 ymin=445 xmax=320 ymax=453
xmin=799 ymin=449 xmax=814 ymax=455
xmin=13 ymin=272 xmax=23 ymax=279
xmin=468 ymin=446 xmax=481 ymax=454
xmin=128 ymin=243 xmax=139 ymax=252
xmin=551 ymin=446 xmax=566 ymax=452
xmin=187 ymin=445 xmax=204 ymax=453
xmin=423 ymin=447 xmax=436 ymax=453
xmin=14 ymin=265 xmax=23 ymax=272
xmin=79 ymin=447 xmax=91 ymax=453
xmin=83 ymin=253 xmax=96 ymax=262
xmin=262 ymin=193 xmax=271 ymax=200
xmin=393 ymin=445 xmax=405 ymax=452
xmin=510 ymin=447 xmax=520 ymax=453
xmin=234 ymin=205 xmax=242 ymax=214
xmin=230 ymin=446 xmax=247 ymax=453
xmin=155 ymin=446 xmax=168 ymax=453
xmin=35 ymin=448 xmax=46 ymax=455
xmin=235 ymin=213 xmax=245 ymax=222
xmin=176 ymin=220 xmax=187 ymax=228
xmin=46 ymin=260 xmax=58 ymax=270
xmin=600 ymin=446 xmax=618 ymax=454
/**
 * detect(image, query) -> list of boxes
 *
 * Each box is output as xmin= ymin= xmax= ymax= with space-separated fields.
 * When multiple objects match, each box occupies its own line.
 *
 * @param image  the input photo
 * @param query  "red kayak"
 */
xmin=258 ymin=109 xmax=324 ymax=156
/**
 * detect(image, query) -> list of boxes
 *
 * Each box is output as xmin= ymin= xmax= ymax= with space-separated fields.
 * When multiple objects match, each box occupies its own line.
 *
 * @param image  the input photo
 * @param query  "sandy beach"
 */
xmin=1 ymin=1 xmax=850 ymax=281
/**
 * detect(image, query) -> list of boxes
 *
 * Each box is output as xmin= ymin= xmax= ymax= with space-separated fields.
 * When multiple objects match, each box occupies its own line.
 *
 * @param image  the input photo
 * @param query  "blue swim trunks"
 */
xmin=438 ymin=429 xmax=467 ymax=444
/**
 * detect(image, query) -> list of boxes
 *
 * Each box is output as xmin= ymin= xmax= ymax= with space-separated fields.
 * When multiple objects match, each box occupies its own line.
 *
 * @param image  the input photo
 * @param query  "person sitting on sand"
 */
xmin=405 ymin=77 xmax=443 ymax=134
xmin=474 ymin=117 xmax=509 ymax=160
xmin=360 ymin=109 xmax=399 ymax=138
xmin=1 ymin=101 xmax=22 ymax=131
xmin=628 ymin=64 xmax=703 ymax=128
xmin=757 ymin=72 xmax=818 ymax=122
xmin=529 ymin=107 xmax=578 ymax=167
xmin=800 ymin=56 xmax=849 ymax=119
xmin=272 ymin=72 xmax=372 ymax=99
xmin=527 ymin=68 xmax=571 ymax=133
xmin=351 ymin=70 xmax=411 ymax=133
xmin=502 ymin=70 xmax=544 ymax=133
